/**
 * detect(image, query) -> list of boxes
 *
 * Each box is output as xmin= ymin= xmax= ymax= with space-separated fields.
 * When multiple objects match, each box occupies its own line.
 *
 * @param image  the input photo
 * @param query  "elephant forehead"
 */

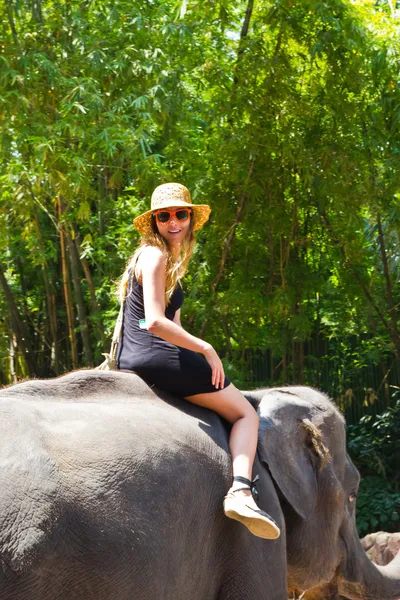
xmin=257 ymin=387 xmax=346 ymax=458
xmin=258 ymin=396 xmax=320 ymax=426
xmin=258 ymin=387 xmax=341 ymax=423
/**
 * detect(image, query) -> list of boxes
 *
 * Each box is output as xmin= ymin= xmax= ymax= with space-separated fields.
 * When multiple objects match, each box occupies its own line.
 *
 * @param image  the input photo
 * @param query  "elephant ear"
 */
xmin=257 ymin=388 xmax=331 ymax=521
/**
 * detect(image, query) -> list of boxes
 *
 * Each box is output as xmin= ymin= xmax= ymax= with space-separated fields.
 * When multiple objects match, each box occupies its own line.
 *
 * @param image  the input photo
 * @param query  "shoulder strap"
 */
xmin=107 ymin=299 xmax=125 ymax=364
xmin=113 ymin=301 xmax=125 ymax=342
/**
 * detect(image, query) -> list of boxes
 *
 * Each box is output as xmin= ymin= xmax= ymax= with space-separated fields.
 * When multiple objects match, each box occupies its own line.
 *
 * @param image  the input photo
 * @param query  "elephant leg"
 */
xmin=215 ymin=544 xmax=287 ymax=600
xmin=217 ymin=577 xmax=288 ymax=600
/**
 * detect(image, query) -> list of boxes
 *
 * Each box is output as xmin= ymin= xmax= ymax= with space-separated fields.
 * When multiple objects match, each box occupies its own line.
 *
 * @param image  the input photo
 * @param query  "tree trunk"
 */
xmin=298 ymin=340 xmax=304 ymax=385
xmin=32 ymin=0 xmax=43 ymax=24
xmin=9 ymin=335 xmax=17 ymax=383
xmin=5 ymin=0 xmax=18 ymax=42
xmin=64 ymin=226 xmax=93 ymax=366
xmin=282 ymin=352 xmax=287 ymax=384
xmin=319 ymin=210 xmax=400 ymax=358
xmin=315 ymin=293 xmax=321 ymax=388
xmin=58 ymin=197 xmax=78 ymax=369
xmin=292 ymin=339 xmax=296 ymax=383
xmin=221 ymin=316 xmax=232 ymax=358
xmin=376 ymin=212 xmax=400 ymax=356
xmin=73 ymin=226 xmax=105 ymax=345
xmin=98 ymin=167 xmax=105 ymax=237
xmin=32 ymin=204 xmax=61 ymax=373
xmin=267 ymin=184 xmax=275 ymax=294
xmin=280 ymin=234 xmax=286 ymax=290
xmin=379 ymin=361 xmax=391 ymax=406
xmin=270 ymin=350 xmax=274 ymax=386
xmin=228 ymin=0 xmax=254 ymax=119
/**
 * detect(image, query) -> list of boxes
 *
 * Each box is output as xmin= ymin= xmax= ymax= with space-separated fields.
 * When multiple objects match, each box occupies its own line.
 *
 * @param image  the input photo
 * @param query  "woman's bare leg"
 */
xmin=184 ymin=383 xmax=259 ymax=502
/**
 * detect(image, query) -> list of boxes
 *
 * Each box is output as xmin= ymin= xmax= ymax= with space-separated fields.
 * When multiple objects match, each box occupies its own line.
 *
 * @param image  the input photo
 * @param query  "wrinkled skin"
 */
xmin=0 ymin=370 xmax=399 ymax=600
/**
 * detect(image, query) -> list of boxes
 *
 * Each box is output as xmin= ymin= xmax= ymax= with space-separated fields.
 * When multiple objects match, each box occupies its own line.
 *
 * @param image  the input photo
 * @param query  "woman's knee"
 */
xmin=237 ymin=405 xmax=259 ymax=425
xmin=184 ymin=386 xmax=259 ymax=426
xmin=229 ymin=396 xmax=259 ymax=424
xmin=224 ymin=388 xmax=260 ymax=425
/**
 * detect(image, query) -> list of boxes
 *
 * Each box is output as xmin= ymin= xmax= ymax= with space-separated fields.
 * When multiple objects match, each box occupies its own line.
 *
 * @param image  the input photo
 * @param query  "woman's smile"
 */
xmin=155 ymin=207 xmax=191 ymax=245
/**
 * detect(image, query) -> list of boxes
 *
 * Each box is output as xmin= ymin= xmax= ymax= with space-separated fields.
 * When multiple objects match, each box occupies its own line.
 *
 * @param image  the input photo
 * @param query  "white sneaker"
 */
xmin=223 ymin=478 xmax=281 ymax=540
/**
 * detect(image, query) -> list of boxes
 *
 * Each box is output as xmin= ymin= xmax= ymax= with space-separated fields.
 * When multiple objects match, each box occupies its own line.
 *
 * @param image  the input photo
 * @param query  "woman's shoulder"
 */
xmin=134 ymin=245 xmax=166 ymax=283
xmin=139 ymin=244 xmax=166 ymax=264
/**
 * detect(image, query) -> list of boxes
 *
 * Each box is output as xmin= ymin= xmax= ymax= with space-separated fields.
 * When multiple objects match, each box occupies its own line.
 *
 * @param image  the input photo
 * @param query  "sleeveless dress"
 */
xmin=117 ymin=272 xmax=231 ymax=397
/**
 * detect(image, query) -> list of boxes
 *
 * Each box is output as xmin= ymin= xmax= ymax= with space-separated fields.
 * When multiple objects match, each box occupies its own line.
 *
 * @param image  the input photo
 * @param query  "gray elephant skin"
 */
xmin=0 ymin=370 xmax=399 ymax=600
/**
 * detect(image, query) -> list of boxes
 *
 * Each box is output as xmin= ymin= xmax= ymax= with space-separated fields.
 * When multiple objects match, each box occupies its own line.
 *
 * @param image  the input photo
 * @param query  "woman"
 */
xmin=117 ymin=182 xmax=280 ymax=540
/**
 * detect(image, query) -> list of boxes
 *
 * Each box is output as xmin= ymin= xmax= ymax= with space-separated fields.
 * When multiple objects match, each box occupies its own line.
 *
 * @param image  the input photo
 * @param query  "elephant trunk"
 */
xmin=338 ymin=544 xmax=400 ymax=600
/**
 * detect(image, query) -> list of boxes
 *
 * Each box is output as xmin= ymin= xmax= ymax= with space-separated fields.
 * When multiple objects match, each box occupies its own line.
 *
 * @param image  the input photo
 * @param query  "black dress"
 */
xmin=117 ymin=272 xmax=231 ymax=397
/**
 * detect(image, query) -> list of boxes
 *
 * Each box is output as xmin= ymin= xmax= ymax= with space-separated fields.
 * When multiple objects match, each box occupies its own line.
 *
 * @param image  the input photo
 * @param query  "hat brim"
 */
xmin=133 ymin=202 xmax=211 ymax=235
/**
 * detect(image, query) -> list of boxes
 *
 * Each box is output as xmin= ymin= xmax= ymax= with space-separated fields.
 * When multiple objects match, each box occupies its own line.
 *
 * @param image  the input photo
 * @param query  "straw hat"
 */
xmin=133 ymin=183 xmax=211 ymax=235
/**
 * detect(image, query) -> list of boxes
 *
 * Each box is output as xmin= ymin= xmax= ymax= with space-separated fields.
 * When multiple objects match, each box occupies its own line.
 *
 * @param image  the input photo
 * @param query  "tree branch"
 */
xmin=199 ymin=161 xmax=254 ymax=337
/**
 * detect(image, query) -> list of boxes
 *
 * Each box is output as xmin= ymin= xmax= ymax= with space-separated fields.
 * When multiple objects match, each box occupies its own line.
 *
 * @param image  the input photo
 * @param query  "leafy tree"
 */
xmin=347 ymin=395 xmax=400 ymax=535
xmin=0 ymin=0 xmax=400 ymax=438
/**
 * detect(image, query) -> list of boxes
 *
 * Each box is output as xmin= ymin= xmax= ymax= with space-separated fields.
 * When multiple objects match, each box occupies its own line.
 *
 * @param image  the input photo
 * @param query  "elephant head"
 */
xmin=245 ymin=386 xmax=400 ymax=600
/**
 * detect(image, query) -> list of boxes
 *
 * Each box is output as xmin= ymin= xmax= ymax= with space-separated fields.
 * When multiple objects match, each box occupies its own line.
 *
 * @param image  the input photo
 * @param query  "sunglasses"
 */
xmin=153 ymin=208 xmax=192 ymax=224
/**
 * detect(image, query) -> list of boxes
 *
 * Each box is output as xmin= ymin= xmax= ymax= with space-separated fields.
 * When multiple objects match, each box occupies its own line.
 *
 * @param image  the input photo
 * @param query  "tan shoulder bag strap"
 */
xmin=95 ymin=299 xmax=125 ymax=371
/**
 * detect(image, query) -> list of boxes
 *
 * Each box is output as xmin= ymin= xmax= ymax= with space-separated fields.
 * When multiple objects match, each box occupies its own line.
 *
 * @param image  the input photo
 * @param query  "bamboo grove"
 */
xmin=1 ymin=0 xmax=400 ymax=419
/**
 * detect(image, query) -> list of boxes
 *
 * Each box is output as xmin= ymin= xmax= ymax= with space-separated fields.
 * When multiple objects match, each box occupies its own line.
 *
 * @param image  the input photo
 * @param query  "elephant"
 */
xmin=0 ymin=369 xmax=399 ymax=600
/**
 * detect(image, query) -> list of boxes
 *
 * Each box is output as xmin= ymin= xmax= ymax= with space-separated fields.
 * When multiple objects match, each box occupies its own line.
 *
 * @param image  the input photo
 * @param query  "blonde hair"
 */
xmin=118 ymin=216 xmax=196 ymax=305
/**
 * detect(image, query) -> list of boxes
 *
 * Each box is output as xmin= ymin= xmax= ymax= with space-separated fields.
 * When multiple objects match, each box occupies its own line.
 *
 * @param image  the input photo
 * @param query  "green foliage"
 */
xmin=347 ymin=396 xmax=400 ymax=535
xmin=355 ymin=476 xmax=400 ymax=537
xmin=1 ymin=0 xmax=400 ymax=398
xmin=347 ymin=397 xmax=400 ymax=480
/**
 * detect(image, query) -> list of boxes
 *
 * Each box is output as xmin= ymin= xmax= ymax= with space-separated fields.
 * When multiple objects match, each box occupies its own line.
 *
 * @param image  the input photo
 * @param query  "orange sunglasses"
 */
xmin=153 ymin=208 xmax=192 ymax=224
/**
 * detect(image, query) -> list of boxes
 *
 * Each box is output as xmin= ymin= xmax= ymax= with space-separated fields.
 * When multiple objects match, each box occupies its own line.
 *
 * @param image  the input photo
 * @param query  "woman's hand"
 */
xmin=202 ymin=343 xmax=225 ymax=390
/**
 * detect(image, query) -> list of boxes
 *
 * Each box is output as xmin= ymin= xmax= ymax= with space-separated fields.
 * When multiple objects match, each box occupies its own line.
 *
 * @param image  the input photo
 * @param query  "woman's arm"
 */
xmin=138 ymin=246 xmax=225 ymax=389
xmin=172 ymin=308 xmax=182 ymax=328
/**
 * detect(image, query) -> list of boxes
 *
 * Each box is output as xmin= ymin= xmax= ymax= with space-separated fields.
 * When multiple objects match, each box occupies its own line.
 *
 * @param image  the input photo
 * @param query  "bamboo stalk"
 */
xmin=98 ymin=164 xmax=105 ymax=237
xmin=58 ymin=197 xmax=78 ymax=369
xmin=5 ymin=0 xmax=19 ymax=43
xmin=376 ymin=212 xmax=400 ymax=357
xmin=32 ymin=0 xmax=43 ymax=24
xmin=9 ymin=335 xmax=17 ymax=383
xmin=0 ymin=262 xmax=38 ymax=376
xmin=64 ymin=226 xmax=93 ymax=366
xmin=228 ymin=0 xmax=254 ymax=118
xmin=73 ymin=226 xmax=105 ymax=345
xmin=267 ymin=184 xmax=275 ymax=294
xmin=280 ymin=234 xmax=286 ymax=289
xmin=282 ymin=352 xmax=287 ymax=384
xmin=32 ymin=204 xmax=61 ymax=372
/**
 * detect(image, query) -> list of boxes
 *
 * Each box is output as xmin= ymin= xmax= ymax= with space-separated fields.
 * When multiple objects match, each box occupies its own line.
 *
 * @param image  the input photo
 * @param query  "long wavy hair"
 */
xmin=118 ymin=213 xmax=196 ymax=305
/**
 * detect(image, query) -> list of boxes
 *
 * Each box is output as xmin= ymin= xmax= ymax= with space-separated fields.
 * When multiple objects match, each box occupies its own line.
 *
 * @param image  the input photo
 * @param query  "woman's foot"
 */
xmin=223 ymin=477 xmax=281 ymax=540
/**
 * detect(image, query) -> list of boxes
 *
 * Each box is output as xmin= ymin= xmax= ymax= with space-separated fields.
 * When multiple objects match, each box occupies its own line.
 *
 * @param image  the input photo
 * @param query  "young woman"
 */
xmin=117 ymin=182 xmax=280 ymax=540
